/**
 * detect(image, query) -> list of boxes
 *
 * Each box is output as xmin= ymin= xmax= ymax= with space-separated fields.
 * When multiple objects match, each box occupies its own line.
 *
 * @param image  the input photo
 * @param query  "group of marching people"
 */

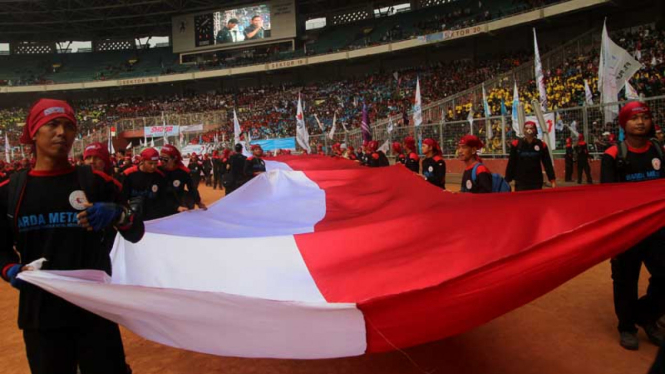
xmin=0 ymin=98 xmax=664 ymax=373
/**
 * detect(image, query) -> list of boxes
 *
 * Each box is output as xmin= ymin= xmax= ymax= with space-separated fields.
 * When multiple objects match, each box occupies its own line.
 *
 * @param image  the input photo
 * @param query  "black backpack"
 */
xmin=7 ymin=166 xmax=95 ymax=236
xmin=616 ymin=138 xmax=664 ymax=170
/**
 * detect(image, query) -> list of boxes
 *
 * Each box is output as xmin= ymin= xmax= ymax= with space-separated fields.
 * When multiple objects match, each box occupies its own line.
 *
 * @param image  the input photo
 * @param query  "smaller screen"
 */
xmin=214 ymin=5 xmax=271 ymax=45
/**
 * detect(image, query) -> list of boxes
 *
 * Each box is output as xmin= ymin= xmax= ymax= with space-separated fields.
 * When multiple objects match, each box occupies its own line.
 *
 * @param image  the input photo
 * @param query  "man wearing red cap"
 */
xmin=366 ymin=140 xmax=389 ymax=168
xmin=202 ymin=153 xmax=213 ymax=187
xmin=403 ymin=136 xmax=420 ymax=173
xmin=565 ymin=137 xmax=575 ymax=182
xmin=187 ymin=153 xmax=203 ymax=188
xmin=244 ymin=144 xmax=266 ymax=179
xmin=421 ymin=138 xmax=445 ymax=188
xmin=392 ymin=142 xmax=406 ymax=165
xmin=575 ymin=134 xmax=593 ymax=184
xmin=458 ymin=135 xmax=492 ymax=193
xmin=601 ymin=101 xmax=665 ymax=350
xmin=505 ymin=121 xmax=556 ymax=191
xmin=159 ymin=144 xmax=207 ymax=216
xmin=122 ymin=147 xmax=168 ymax=221
xmin=344 ymin=145 xmax=358 ymax=161
xmin=1 ymin=98 xmax=143 ymax=374
xmin=83 ymin=142 xmax=114 ymax=176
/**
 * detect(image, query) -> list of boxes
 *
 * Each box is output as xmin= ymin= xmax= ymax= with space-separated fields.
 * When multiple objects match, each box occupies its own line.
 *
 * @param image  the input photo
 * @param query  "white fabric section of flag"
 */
xmin=584 ymin=80 xmax=594 ymax=105
xmin=533 ymin=29 xmax=548 ymax=111
xmin=526 ymin=113 xmax=556 ymax=150
xmin=328 ymin=113 xmax=337 ymax=140
xmin=512 ymin=81 xmax=521 ymax=136
xmin=18 ymin=162 xmax=368 ymax=359
xmin=598 ymin=20 xmax=642 ymax=123
xmin=393 ymin=72 xmax=398 ymax=81
xmin=296 ymin=94 xmax=312 ymax=153
xmin=567 ymin=120 xmax=580 ymax=138
xmin=413 ymin=77 xmax=422 ymax=127
xmin=143 ymin=129 xmax=148 ymax=148
xmin=150 ymin=137 xmax=155 ymax=148
xmin=387 ymin=116 xmax=394 ymax=134
xmin=19 ymin=270 xmax=366 ymax=359
xmin=467 ymin=105 xmax=474 ymax=130
xmin=342 ymin=123 xmax=349 ymax=133
xmin=625 ymin=81 xmax=640 ymax=100
xmin=125 ymin=142 xmax=132 ymax=150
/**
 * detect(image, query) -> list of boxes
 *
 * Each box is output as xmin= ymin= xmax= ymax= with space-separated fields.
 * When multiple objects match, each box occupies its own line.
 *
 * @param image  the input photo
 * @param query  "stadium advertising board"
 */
xmin=144 ymin=125 xmax=180 ymax=137
xmin=172 ymin=0 xmax=296 ymax=53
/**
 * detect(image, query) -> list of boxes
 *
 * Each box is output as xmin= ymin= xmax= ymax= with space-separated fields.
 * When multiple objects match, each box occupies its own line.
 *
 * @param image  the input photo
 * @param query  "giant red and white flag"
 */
xmin=19 ymin=157 xmax=665 ymax=359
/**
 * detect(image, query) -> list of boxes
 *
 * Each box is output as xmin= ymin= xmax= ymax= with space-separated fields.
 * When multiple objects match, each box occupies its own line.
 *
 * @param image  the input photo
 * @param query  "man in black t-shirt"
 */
xmin=159 ymin=144 xmax=206 ymax=216
xmin=458 ymin=135 xmax=492 ymax=193
xmin=421 ymin=138 xmax=445 ymax=189
xmin=244 ymin=144 xmax=267 ymax=181
xmin=122 ymin=147 xmax=167 ymax=221
xmin=505 ymin=121 xmax=556 ymax=191
xmin=243 ymin=15 xmax=265 ymax=41
xmin=601 ymin=101 xmax=665 ymax=351
xmin=225 ymin=144 xmax=248 ymax=195
xmin=1 ymin=98 xmax=143 ymax=374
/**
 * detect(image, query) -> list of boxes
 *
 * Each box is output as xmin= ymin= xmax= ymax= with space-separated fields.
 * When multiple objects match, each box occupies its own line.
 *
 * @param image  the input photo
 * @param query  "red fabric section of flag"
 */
xmin=284 ymin=157 xmax=665 ymax=353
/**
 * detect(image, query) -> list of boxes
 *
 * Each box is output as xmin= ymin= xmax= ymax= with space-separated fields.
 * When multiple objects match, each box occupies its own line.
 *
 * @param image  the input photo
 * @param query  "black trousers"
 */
xmin=213 ymin=170 xmax=222 ymax=189
xmin=23 ymin=313 xmax=128 ymax=374
xmin=611 ymin=230 xmax=665 ymax=333
xmin=514 ymin=181 xmax=542 ymax=191
xmin=650 ymin=342 xmax=665 ymax=374
xmin=577 ymin=159 xmax=592 ymax=183
xmin=565 ymin=157 xmax=574 ymax=181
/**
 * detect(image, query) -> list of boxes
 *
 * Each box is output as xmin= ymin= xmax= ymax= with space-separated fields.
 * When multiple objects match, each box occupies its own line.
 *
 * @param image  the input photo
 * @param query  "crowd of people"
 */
xmin=2 ymin=24 xmax=663 ymax=162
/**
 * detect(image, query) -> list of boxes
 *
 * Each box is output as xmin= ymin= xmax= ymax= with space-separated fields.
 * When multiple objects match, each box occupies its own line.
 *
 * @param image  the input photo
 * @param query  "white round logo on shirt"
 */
xmin=428 ymin=166 xmax=434 ymax=172
xmin=152 ymin=184 xmax=159 ymax=193
xmin=653 ymin=158 xmax=661 ymax=171
xmin=69 ymin=190 xmax=89 ymax=211
xmin=173 ymin=180 xmax=181 ymax=188
xmin=534 ymin=145 xmax=540 ymax=151
xmin=466 ymin=180 xmax=473 ymax=190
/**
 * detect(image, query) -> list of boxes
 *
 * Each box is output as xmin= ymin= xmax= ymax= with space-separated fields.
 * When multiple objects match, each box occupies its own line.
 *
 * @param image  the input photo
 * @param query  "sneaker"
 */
xmin=620 ymin=331 xmax=639 ymax=350
xmin=641 ymin=323 xmax=665 ymax=346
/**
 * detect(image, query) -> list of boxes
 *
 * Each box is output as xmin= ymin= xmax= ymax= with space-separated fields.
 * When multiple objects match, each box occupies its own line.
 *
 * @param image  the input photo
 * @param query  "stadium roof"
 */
xmin=0 ymin=0 xmax=385 ymax=43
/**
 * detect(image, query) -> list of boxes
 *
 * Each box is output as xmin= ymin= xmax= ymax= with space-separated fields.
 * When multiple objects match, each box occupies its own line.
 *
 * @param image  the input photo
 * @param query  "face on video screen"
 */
xmin=213 ymin=5 xmax=271 ymax=45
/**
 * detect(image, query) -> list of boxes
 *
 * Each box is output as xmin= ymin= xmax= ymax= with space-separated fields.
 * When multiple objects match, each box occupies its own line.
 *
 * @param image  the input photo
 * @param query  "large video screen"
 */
xmin=172 ymin=0 xmax=296 ymax=53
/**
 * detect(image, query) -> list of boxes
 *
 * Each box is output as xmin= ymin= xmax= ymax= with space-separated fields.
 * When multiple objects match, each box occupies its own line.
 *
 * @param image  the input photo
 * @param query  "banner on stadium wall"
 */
xmin=417 ymin=25 xmax=485 ymax=44
xmin=144 ymin=126 xmax=180 ymax=137
xmin=250 ymin=137 xmax=296 ymax=151
xmin=180 ymin=124 xmax=204 ymax=133
xmin=525 ymin=113 xmax=556 ymax=150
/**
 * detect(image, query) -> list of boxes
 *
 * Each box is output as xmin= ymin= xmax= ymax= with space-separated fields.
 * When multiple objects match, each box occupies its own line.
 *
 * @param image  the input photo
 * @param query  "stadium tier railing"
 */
xmin=326 ymin=95 xmax=665 ymax=158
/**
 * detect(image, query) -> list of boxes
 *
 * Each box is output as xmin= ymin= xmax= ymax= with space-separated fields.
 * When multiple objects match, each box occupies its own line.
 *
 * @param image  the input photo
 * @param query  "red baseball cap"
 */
xmin=21 ymin=99 xmax=77 ymax=144
xmin=140 ymin=148 xmax=160 ymax=161
xmin=83 ymin=142 xmax=112 ymax=174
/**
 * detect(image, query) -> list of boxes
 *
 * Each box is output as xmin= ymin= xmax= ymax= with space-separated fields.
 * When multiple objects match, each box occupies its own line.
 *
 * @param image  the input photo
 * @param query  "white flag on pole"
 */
xmin=387 ymin=116 xmax=394 ymax=134
xmin=482 ymin=84 xmax=493 ymax=140
xmin=512 ymin=81 xmax=521 ymax=136
xmin=328 ymin=113 xmax=337 ymax=140
xmin=108 ymin=129 xmax=115 ymax=154
xmin=625 ymin=81 xmax=640 ymax=100
xmin=5 ymin=134 xmax=10 ymax=163
xmin=126 ymin=142 xmax=132 ymax=150
xmin=584 ymin=80 xmax=594 ymax=106
xmin=533 ymin=29 xmax=548 ymax=111
xmin=295 ymin=94 xmax=312 ymax=153
xmin=467 ymin=105 xmax=474 ymax=134
xmin=233 ymin=109 xmax=251 ymax=156
xmin=413 ymin=77 xmax=422 ymax=127
xmin=598 ymin=20 xmax=642 ymax=123
xmin=150 ymin=137 xmax=155 ymax=148
xmin=162 ymin=112 xmax=169 ymax=146
xmin=314 ymin=114 xmax=325 ymax=132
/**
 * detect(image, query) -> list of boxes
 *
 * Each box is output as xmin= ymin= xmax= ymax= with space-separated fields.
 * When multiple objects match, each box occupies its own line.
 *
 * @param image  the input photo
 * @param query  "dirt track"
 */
xmin=0 ymin=180 xmax=660 ymax=374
